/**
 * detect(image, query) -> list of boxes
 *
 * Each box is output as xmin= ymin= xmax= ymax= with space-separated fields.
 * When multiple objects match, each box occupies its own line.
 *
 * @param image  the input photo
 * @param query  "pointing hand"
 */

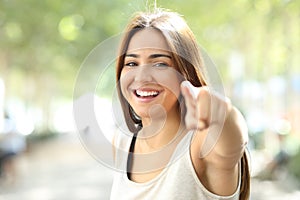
xmin=180 ymin=81 xmax=232 ymax=132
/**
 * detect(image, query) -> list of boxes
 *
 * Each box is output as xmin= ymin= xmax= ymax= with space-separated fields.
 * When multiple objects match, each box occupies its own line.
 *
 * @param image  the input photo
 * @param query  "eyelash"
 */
xmin=124 ymin=62 xmax=169 ymax=68
xmin=125 ymin=62 xmax=138 ymax=67
xmin=154 ymin=62 xmax=169 ymax=67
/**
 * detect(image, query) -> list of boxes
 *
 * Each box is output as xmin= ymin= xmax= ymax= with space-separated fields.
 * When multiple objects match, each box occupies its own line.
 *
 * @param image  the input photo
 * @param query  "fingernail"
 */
xmin=181 ymin=81 xmax=196 ymax=99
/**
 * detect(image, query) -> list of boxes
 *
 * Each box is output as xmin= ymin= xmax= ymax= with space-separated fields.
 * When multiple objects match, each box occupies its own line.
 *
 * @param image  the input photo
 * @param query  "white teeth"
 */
xmin=136 ymin=90 xmax=159 ymax=97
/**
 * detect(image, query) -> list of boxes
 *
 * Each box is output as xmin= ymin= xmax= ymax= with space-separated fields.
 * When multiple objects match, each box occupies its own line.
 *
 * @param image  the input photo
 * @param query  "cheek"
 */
xmin=158 ymin=72 xmax=181 ymax=98
xmin=120 ymin=70 xmax=133 ymax=99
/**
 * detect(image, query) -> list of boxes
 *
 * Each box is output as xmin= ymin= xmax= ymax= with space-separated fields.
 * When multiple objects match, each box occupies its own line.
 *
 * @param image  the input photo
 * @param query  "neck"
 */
xmin=138 ymin=107 xmax=184 ymax=151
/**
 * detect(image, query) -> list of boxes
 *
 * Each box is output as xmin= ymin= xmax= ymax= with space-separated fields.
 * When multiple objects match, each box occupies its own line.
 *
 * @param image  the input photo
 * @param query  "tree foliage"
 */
xmin=0 ymin=0 xmax=299 ymax=131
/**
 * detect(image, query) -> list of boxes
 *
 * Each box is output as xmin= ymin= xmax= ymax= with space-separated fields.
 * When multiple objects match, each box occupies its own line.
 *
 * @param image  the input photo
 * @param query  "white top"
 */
xmin=111 ymin=131 xmax=241 ymax=200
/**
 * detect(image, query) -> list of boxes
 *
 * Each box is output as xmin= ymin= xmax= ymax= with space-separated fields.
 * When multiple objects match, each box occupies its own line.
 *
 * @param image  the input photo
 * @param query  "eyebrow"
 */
xmin=125 ymin=53 xmax=172 ymax=59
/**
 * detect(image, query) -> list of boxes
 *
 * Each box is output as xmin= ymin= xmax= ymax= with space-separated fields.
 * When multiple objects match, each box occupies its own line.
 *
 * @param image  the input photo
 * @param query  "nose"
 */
xmin=134 ymin=64 xmax=153 ymax=82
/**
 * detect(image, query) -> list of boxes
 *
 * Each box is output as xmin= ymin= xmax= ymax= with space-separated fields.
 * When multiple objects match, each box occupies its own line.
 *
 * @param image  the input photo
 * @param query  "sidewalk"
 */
xmin=251 ymin=178 xmax=300 ymax=199
xmin=0 ymin=133 xmax=299 ymax=200
xmin=0 ymin=133 xmax=113 ymax=200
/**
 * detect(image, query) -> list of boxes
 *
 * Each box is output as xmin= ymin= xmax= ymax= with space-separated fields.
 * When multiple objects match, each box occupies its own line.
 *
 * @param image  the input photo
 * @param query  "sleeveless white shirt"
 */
xmin=111 ymin=131 xmax=241 ymax=200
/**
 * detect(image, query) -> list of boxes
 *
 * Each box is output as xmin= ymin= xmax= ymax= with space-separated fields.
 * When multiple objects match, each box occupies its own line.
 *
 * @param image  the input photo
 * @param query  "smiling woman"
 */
xmin=112 ymin=8 xmax=250 ymax=200
xmin=120 ymin=28 xmax=181 ymax=122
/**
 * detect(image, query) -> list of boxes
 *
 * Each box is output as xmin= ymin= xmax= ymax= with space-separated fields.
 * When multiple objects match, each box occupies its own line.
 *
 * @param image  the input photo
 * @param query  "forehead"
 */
xmin=127 ymin=28 xmax=171 ymax=53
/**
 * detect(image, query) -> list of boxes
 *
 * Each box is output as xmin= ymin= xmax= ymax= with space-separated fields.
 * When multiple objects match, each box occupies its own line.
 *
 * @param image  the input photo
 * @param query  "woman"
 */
xmin=111 ymin=9 xmax=250 ymax=200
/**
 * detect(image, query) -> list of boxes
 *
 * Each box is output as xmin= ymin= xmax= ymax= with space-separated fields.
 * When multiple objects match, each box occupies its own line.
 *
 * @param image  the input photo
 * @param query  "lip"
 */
xmin=132 ymin=87 xmax=163 ymax=103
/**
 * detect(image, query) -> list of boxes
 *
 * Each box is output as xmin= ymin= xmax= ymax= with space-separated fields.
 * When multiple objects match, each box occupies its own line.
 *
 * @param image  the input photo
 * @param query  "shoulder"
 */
xmin=113 ymin=130 xmax=133 ymax=152
xmin=112 ymin=129 xmax=133 ymax=160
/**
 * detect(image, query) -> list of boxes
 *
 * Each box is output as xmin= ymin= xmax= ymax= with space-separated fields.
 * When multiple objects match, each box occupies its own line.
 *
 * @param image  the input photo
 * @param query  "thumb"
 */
xmin=180 ymin=80 xmax=197 ymax=100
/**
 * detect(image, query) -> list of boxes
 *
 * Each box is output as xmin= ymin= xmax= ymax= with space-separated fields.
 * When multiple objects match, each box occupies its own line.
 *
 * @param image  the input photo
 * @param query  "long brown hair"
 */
xmin=115 ymin=9 xmax=250 ymax=199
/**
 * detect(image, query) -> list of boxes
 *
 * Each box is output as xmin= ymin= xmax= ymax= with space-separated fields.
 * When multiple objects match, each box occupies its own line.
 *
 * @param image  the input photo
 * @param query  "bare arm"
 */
xmin=181 ymin=81 xmax=248 ymax=195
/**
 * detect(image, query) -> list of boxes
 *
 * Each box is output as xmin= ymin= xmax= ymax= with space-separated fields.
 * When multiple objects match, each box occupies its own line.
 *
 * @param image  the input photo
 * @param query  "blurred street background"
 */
xmin=0 ymin=0 xmax=299 ymax=199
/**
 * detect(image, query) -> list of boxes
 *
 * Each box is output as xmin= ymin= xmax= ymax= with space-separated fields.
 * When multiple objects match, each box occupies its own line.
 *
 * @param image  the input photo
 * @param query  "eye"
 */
xmin=153 ymin=62 xmax=169 ymax=68
xmin=124 ymin=61 xmax=138 ymax=67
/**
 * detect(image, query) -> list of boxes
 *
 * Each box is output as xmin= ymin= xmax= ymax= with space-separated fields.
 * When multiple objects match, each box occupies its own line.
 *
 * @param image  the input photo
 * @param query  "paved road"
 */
xmin=0 ymin=133 xmax=113 ymax=200
xmin=0 ymin=133 xmax=299 ymax=200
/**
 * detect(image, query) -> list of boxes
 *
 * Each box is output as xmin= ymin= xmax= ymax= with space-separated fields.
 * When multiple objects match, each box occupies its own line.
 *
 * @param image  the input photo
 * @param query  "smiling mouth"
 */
xmin=135 ymin=89 xmax=160 ymax=98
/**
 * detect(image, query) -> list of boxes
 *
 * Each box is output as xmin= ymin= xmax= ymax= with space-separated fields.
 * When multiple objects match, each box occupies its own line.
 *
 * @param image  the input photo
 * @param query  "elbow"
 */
xmin=236 ymin=107 xmax=249 ymax=150
xmin=223 ymin=107 xmax=249 ymax=159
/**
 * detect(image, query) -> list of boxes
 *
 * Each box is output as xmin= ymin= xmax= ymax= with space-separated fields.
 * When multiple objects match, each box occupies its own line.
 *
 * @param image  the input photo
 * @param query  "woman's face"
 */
xmin=120 ymin=28 xmax=181 ymax=120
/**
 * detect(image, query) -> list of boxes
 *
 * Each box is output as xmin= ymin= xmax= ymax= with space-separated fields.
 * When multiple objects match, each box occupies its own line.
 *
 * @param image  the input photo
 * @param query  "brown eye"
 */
xmin=125 ymin=62 xmax=138 ymax=67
